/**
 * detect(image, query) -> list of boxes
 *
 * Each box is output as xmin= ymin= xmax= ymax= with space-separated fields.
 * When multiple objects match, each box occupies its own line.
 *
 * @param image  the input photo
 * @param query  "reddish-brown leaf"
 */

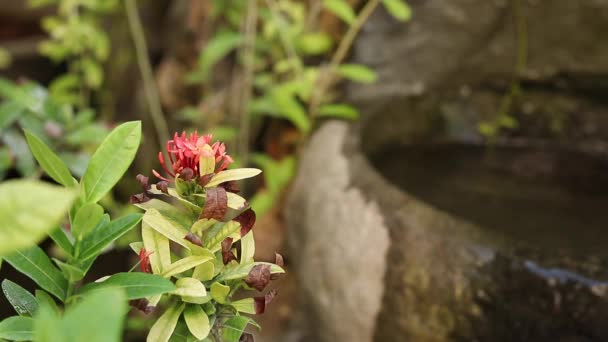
xmin=155 ymin=181 xmax=169 ymax=194
xmin=245 ymin=264 xmax=271 ymax=291
xmin=136 ymin=174 xmax=151 ymax=190
xmin=220 ymin=180 xmax=240 ymax=193
xmin=201 ymin=187 xmax=228 ymax=220
xmin=184 ymin=232 xmax=203 ymax=247
xmin=240 ymin=333 xmax=254 ymax=342
xmin=254 ymin=289 xmax=278 ymax=314
xmin=221 ymin=237 xmax=237 ymax=265
xmin=198 ymin=173 xmax=215 ymax=187
xmin=130 ymin=193 xmax=150 ymax=204
xmin=233 ymin=208 xmax=256 ymax=236
xmin=129 ymin=298 xmax=155 ymax=314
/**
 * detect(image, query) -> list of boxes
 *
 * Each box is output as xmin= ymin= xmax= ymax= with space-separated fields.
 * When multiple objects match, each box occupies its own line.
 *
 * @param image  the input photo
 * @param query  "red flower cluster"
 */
xmin=153 ymin=131 xmax=233 ymax=181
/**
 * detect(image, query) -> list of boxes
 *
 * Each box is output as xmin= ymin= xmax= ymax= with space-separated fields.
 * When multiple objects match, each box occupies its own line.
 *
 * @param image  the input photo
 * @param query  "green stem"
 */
xmin=125 ymin=0 xmax=169 ymax=149
xmin=308 ymin=0 xmax=382 ymax=120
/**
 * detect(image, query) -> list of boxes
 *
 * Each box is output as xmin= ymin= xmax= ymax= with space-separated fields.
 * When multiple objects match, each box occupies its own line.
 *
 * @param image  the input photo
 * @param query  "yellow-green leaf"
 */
xmin=205 ymin=168 xmax=262 ymax=188
xmin=382 ymin=0 xmax=412 ymax=22
xmin=142 ymin=223 xmax=171 ymax=275
xmin=171 ymin=278 xmax=206 ymax=297
xmin=210 ymin=282 xmax=230 ymax=304
xmin=184 ymin=305 xmax=210 ymax=340
xmin=162 ymin=255 xmax=214 ymax=278
xmin=147 ymin=302 xmax=184 ymax=342
xmin=143 ymin=209 xmax=191 ymax=249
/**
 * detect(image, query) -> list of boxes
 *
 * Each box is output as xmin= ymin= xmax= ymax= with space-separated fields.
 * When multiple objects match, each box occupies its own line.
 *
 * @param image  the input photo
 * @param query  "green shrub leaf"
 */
xmin=78 ymin=273 xmax=175 ymax=300
xmin=24 ymin=130 xmax=76 ymax=187
xmin=318 ymin=103 xmax=360 ymax=120
xmin=382 ymin=0 xmax=412 ymax=22
xmin=142 ymin=224 xmax=171 ymax=274
xmin=143 ymin=209 xmax=191 ymax=249
xmin=71 ymin=203 xmax=104 ymax=241
xmin=0 ymin=180 xmax=76 ymax=256
xmin=221 ymin=316 xmax=253 ymax=342
xmin=78 ymin=213 xmax=143 ymax=262
xmin=171 ymin=278 xmax=207 ymax=298
xmin=148 ymin=302 xmax=185 ymax=342
xmin=0 ymin=316 xmax=34 ymax=341
xmin=210 ymin=282 xmax=230 ymax=304
xmin=162 ymin=255 xmax=214 ymax=278
xmin=205 ymin=168 xmax=262 ymax=188
xmin=184 ymin=305 xmax=210 ymax=340
xmin=82 ymin=121 xmax=141 ymax=203
xmin=4 ymin=246 xmax=67 ymax=301
xmin=337 ymin=64 xmax=378 ymax=84
xmin=323 ymin=0 xmax=356 ymax=24
xmin=215 ymin=262 xmax=285 ymax=282
xmin=1 ymin=280 xmax=38 ymax=316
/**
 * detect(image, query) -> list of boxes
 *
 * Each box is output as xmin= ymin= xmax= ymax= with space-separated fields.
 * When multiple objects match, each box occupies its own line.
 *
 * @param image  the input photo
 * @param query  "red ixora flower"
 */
xmin=152 ymin=131 xmax=233 ymax=181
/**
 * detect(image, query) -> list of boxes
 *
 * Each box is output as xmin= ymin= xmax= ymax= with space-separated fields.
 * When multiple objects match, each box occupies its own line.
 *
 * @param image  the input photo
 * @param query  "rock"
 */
xmin=286 ymin=2 xmax=608 ymax=341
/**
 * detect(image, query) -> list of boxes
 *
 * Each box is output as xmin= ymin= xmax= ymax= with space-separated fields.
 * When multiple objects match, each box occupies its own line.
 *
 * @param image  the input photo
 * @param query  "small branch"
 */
xmin=237 ymin=0 xmax=258 ymax=166
xmin=308 ymin=0 xmax=381 ymax=119
xmin=125 ymin=0 xmax=169 ymax=148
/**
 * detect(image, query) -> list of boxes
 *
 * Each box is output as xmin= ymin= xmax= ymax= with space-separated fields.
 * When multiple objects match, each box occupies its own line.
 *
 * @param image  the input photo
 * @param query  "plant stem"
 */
xmin=308 ymin=0 xmax=381 ymax=119
xmin=237 ymin=0 xmax=258 ymax=167
xmin=125 ymin=0 xmax=169 ymax=148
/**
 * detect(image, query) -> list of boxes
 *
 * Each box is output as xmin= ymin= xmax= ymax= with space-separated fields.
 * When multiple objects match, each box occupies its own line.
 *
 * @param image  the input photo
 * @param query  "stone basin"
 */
xmin=286 ymin=119 xmax=608 ymax=342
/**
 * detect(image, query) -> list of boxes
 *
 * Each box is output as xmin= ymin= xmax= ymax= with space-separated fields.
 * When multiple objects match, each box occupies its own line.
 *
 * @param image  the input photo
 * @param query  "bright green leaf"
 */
xmin=318 ymin=103 xmax=359 ymax=120
xmin=296 ymin=32 xmax=333 ymax=55
xmin=143 ymin=209 xmax=191 ymax=249
xmin=240 ymin=232 xmax=255 ymax=264
xmin=24 ymin=130 xmax=76 ymax=187
xmin=184 ymin=305 xmax=210 ymax=340
xmin=192 ymin=262 xmax=215 ymax=282
xmin=270 ymin=87 xmax=311 ymax=133
xmin=171 ymin=278 xmax=206 ymax=298
xmin=142 ymin=223 xmax=171 ymax=275
xmin=337 ymin=64 xmax=378 ymax=84
xmin=0 ymin=180 xmax=76 ymax=256
xmin=162 ymin=255 xmax=214 ymax=279
xmin=231 ymin=298 xmax=256 ymax=314
xmin=82 ymin=121 xmax=141 ymax=203
xmin=204 ymin=221 xmax=241 ymax=252
xmin=4 ymin=246 xmax=67 ymax=301
xmin=323 ymin=0 xmax=356 ymax=24
xmin=210 ymin=282 xmax=230 ymax=304
xmin=78 ymin=273 xmax=175 ymax=300
xmin=205 ymin=168 xmax=262 ymax=188
xmin=196 ymin=32 xmax=242 ymax=82
xmin=35 ymin=290 xmax=59 ymax=316
xmin=0 ymin=316 xmax=34 ymax=341
xmin=382 ymin=0 xmax=412 ymax=22
xmin=53 ymin=259 xmax=85 ymax=282
xmin=1 ymin=280 xmax=38 ymax=316
xmin=72 ymin=203 xmax=104 ymax=241
xmin=48 ymin=227 xmax=73 ymax=256
xmin=148 ymin=302 xmax=185 ymax=342
xmin=78 ymin=213 xmax=143 ymax=262
xmin=221 ymin=316 xmax=251 ymax=342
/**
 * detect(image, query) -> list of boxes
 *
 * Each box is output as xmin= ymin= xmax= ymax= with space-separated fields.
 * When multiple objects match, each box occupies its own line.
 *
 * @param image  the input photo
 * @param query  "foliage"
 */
xmin=29 ymin=0 xmax=118 ymax=108
xmin=130 ymin=131 xmax=284 ymax=341
xmin=0 ymin=78 xmax=108 ymax=180
xmin=0 ymin=121 xmax=174 ymax=342
xmin=183 ymin=0 xmax=412 ymax=214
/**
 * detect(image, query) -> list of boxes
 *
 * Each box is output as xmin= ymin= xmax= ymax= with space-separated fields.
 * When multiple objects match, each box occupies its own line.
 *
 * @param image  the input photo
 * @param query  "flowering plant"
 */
xmin=0 ymin=124 xmax=282 ymax=342
xmin=130 ymin=131 xmax=284 ymax=342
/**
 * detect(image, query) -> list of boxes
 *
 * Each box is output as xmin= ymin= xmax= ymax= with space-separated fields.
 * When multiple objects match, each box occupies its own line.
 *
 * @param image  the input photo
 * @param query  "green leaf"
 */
xmin=171 ymin=278 xmax=206 ymax=298
xmin=318 ymin=103 xmax=359 ymax=120
xmin=1 ymin=280 xmax=38 ymax=316
xmin=337 ymin=64 xmax=378 ymax=84
xmin=162 ymin=255 xmax=214 ymax=278
xmin=0 ymin=180 xmax=76 ymax=256
xmin=142 ymin=223 xmax=171 ymax=274
xmin=53 ymin=259 xmax=85 ymax=282
xmin=210 ymin=282 xmax=230 ymax=304
xmin=196 ymin=32 xmax=242 ymax=82
xmin=240 ymin=232 xmax=255 ymax=264
xmin=204 ymin=221 xmax=241 ymax=252
xmin=270 ymin=87 xmax=311 ymax=133
xmin=48 ymin=227 xmax=73 ymax=256
xmin=78 ymin=213 xmax=143 ymax=262
xmin=71 ymin=203 xmax=104 ymax=241
xmin=192 ymin=262 xmax=215 ymax=282
xmin=205 ymin=168 xmax=262 ymax=188
xmin=296 ymin=33 xmax=333 ymax=55
xmin=0 ymin=316 xmax=34 ymax=341
xmin=143 ymin=209 xmax=191 ymax=249
xmin=35 ymin=290 xmax=59 ymax=316
xmin=3 ymin=129 xmax=36 ymax=177
xmin=231 ymin=298 xmax=255 ymax=314
xmin=77 ymin=273 xmax=175 ymax=300
xmin=221 ymin=316 xmax=251 ymax=342
xmin=148 ymin=303 xmax=185 ymax=342
xmin=82 ymin=121 xmax=141 ymax=203
xmin=4 ymin=246 xmax=67 ymax=301
xmin=215 ymin=262 xmax=285 ymax=282
xmin=0 ymin=102 xmax=22 ymax=132
xmin=382 ymin=0 xmax=412 ymax=21
xmin=183 ymin=305 xmax=210 ymax=340
xmin=24 ymin=130 xmax=76 ymax=187
xmin=61 ymin=288 xmax=127 ymax=342
xmin=323 ymin=0 xmax=356 ymax=24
